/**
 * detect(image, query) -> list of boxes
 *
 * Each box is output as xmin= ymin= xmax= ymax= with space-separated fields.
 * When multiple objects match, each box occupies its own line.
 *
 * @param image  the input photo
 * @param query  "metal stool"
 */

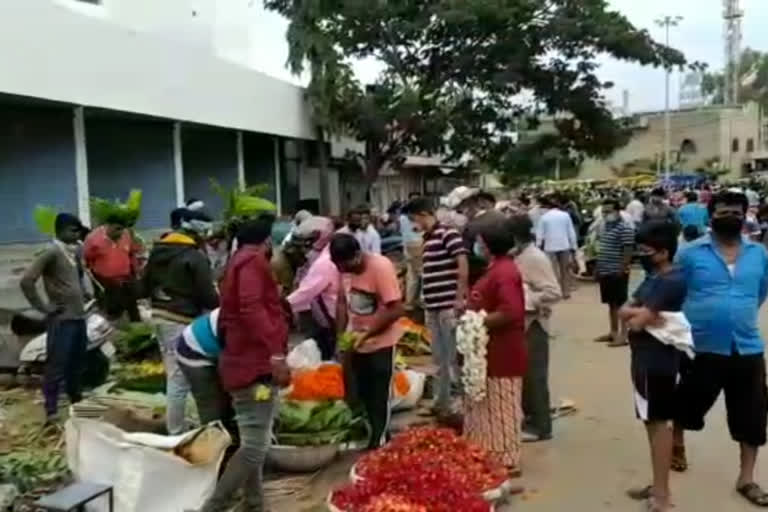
xmin=34 ymin=482 xmax=113 ymax=512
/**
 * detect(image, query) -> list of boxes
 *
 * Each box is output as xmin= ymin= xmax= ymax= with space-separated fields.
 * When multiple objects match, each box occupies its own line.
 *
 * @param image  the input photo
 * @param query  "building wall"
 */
xmin=0 ymin=0 xmax=315 ymax=140
xmin=581 ymin=105 xmax=760 ymax=180
xmin=86 ymin=118 xmax=176 ymax=230
xmin=0 ymin=107 xmax=78 ymax=242
xmin=242 ymin=132 xmax=278 ymax=204
xmin=182 ymin=126 xmax=238 ymax=215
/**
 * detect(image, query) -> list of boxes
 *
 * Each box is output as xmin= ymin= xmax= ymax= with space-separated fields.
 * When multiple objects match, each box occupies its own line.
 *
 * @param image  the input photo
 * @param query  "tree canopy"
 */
xmin=265 ymin=0 xmax=688 ymax=182
xmin=701 ymin=48 xmax=768 ymax=107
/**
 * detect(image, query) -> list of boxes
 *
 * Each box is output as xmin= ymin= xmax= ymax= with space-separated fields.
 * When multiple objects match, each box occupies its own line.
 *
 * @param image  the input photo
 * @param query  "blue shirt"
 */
xmin=678 ymin=236 xmax=768 ymax=356
xmin=399 ymin=214 xmax=422 ymax=244
xmin=677 ymin=203 xmax=709 ymax=232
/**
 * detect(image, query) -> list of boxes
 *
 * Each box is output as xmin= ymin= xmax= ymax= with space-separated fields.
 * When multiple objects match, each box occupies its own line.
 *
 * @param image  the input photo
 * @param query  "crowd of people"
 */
xmin=17 ymin=178 xmax=768 ymax=512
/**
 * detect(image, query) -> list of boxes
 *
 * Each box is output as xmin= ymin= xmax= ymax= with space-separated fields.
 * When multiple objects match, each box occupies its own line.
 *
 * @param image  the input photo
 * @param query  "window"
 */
xmin=747 ymin=138 xmax=756 ymax=153
xmin=732 ymin=138 xmax=740 ymax=152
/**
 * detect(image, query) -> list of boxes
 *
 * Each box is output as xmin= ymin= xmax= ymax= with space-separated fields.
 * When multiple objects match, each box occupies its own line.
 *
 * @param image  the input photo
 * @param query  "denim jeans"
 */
xmin=43 ymin=318 xmax=87 ymax=417
xmin=155 ymin=318 xmax=190 ymax=435
xmin=425 ymin=308 xmax=458 ymax=414
xmin=200 ymin=384 xmax=277 ymax=512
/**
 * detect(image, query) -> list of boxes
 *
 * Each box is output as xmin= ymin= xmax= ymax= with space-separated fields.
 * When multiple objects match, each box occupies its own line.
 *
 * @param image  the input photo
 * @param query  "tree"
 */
xmin=265 ymin=0 xmax=688 ymax=184
xmin=701 ymin=48 xmax=768 ymax=106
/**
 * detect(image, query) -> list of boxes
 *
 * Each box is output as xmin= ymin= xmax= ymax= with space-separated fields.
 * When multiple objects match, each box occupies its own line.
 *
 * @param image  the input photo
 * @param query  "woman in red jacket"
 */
xmin=463 ymin=221 xmax=527 ymax=477
xmin=194 ymin=215 xmax=291 ymax=512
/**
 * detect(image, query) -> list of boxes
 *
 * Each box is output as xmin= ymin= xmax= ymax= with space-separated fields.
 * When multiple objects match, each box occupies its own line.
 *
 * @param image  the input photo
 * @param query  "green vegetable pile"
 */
xmin=0 ymin=451 xmax=69 ymax=493
xmin=90 ymin=189 xmax=142 ymax=227
xmin=275 ymin=400 xmax=368 ymax=446
xmin=211 ymin=179 xmax=276 ymax=221
xmin=113 ymin=322 xmax=157 ymax=360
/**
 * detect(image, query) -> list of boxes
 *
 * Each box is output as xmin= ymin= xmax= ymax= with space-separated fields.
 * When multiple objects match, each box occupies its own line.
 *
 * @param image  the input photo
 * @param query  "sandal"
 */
xmin=607 ymin=339 xmax=629 ymax=347
xmin=738 ymin=483 xmax=768 ymax=507
xmin=594 ymin=334 xmax=613 ymax=342
xmin=671 ymin=445 xmax=688 ymax=472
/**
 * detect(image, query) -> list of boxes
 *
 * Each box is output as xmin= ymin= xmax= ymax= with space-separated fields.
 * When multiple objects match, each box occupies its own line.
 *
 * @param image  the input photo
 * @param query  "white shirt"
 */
xmin=626 ymin=199 xmax=645 ymax=224
xmin=338 ymin=225 xmax=381 ymax=254
xmin=536 ymin=208 xmax=577 ymax=252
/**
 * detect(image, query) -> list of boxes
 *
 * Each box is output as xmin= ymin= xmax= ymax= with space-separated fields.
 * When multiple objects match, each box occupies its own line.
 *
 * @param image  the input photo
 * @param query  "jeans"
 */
xmin=97 ymin=279 xmax=140 ymax=322
xmin=348 ymin=347 xmax=395 ymax=449
xmin=200 ymin=384 xmax=277 ymax=512
xmin=522 ymin=321 xmax=552 ymax=437
xmin=178 ymin=359 xmax=239 ymax=445
xmin=155 ymin=318 xmax=190 ymax=435
xmin=43 ymin=318 xmax=87 ymax=417
xmin=426 ymin=309 xmax=458 ymax=414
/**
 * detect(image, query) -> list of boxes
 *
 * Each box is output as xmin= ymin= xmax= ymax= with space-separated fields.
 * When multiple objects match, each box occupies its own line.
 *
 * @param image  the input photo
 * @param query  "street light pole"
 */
xmin=655 ymin=15 xmax=683 ymax=182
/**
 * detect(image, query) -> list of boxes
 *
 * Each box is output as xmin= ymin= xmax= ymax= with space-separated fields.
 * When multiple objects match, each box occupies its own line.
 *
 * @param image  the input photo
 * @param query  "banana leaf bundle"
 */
xmin=90 ymin=189 xmax=142 ymax=227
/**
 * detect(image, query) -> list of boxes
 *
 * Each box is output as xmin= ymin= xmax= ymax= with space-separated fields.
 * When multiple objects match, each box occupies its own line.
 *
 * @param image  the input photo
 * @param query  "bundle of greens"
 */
xmin=211 ymin=179 xmax=276 ymax=221
xmin=275 ymin=400 xmax=368 ymax=446
xmin=90 ymin=189 xmax=142 ymax=227
xmin=113 ymin=322 xmax=157 ymax=360
xmin=0 ymin=450 xmax=69 ymax=493
xmin=33 ymin=205 xmax=58 ymax=236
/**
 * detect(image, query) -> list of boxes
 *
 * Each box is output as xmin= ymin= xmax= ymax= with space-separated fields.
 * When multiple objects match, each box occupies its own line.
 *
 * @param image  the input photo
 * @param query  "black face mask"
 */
xmin=711 ymin=216 xmax=744 ymax=239
xmin=639 ymin=255 xmax=656 ymax=274
xmin=348 ymin=223 xmax=361 ymax=232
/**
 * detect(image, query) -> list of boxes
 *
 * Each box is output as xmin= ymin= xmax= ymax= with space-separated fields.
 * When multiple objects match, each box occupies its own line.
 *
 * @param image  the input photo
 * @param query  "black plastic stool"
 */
xmin=34 ymin=482 xmax=113 ymax=512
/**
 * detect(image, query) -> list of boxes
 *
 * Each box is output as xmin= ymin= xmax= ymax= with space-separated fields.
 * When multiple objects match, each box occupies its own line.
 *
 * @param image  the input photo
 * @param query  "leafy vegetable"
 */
xmin=0 ymin=450 xmax=69 ymax=492
xmin=114 ymin=322 xmax=157 ymax=360
xmin=90 ymin=189 xmax=142 ymax=227
xmin=337 ymin=332 xmax=357 ymax=352
xmin=278 ymin=400 xmax=317 ymax=432
xmin=33 ymin=205 xmax=58 ymax=236
xmin=210 ymin=179 xmax=276 ymax=221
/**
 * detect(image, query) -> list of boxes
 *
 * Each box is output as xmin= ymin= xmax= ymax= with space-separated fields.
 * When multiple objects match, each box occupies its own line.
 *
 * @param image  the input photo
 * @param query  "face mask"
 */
xmin=473 ymin=240 xmax=486 ymax=259
xmin=711 ymin=216 xmax=744 ymax=238
xmin=348 ymin=223 xmax=361 ymax=232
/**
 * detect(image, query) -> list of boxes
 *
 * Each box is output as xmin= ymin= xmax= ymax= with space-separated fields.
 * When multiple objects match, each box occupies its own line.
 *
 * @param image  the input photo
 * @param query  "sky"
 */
xmin=247 ymin=0 xmax=768 ymax=113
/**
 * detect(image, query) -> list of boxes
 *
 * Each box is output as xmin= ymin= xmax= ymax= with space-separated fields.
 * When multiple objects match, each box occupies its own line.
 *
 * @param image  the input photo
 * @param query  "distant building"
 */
xmin=580 ymin=103 xmax=761 ymax=180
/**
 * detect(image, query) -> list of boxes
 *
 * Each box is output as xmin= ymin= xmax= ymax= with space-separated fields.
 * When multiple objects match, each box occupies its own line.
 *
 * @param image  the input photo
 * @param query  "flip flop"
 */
xmin=671 ymin=445 xmax=688 ymax=472
xmin=594 ymin=334 xmax=613 ymax=342
xmin=608 ymin=339 xmax=629 ymax=347
xmin=737 ymin=483 xmax=768 ymax=507
xmin=627 ymin=485 xmax=652 ymax=501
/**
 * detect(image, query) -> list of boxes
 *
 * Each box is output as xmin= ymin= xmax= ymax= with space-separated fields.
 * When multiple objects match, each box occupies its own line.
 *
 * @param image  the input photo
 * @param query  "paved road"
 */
xmin=505 ymin=280 xmax=766 ymax=512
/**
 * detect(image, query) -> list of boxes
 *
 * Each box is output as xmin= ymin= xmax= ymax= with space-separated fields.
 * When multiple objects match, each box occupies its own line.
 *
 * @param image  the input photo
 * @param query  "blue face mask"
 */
xmin=473 ymin=240 xmax=485 ymax=259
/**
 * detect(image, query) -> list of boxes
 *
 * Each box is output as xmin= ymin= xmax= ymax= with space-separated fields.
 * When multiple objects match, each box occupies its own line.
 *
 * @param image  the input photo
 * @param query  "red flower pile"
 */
xmin=330 ymin=427 xmax=507 ymax=512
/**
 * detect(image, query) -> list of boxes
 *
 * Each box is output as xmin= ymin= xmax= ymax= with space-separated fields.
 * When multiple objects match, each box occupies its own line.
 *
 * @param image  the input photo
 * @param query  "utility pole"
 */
xmin=655 ymin=15 xmax=683 ymax=182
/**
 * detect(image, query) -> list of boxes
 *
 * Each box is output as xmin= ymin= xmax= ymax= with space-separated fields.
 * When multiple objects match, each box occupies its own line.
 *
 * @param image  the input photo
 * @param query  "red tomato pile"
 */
xmin=330 ymin=427 xmax=507 ymax=512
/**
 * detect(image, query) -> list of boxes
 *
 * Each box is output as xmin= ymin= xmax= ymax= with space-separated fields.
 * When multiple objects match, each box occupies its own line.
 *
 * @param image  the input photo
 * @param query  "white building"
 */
xmin=0 ymin=0 xmax=342 ymax=241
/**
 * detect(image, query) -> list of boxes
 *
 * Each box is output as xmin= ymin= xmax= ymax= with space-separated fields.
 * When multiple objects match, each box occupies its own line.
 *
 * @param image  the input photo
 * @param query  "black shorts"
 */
xmin=675 ymin=352 xmax=768 ymax=447
xmin=598 ymin=273 xmax=629 ymax=306
xmin=631 ymin=338 xmax=681 ymax=422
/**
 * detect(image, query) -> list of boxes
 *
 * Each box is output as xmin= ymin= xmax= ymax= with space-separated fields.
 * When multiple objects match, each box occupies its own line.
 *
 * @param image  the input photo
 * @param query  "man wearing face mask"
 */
xmin=594 ymin=198 xmax=635 ymax=347
xmin=673 ymin=191 xmax=768 ymax=507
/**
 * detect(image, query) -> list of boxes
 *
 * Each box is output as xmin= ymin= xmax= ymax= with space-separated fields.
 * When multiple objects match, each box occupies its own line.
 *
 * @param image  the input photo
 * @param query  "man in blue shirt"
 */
xmin=674 ymin=191 xmax=768 ymax=507
xmin=676 ymin=191 xmax=709 ymax=236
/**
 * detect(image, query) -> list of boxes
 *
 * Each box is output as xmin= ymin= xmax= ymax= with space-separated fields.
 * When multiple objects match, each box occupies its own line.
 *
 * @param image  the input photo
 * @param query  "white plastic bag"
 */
xmin=65 ymin=418 xmax=231 ymax=512
xmin=391 ymin=370 xmax=427 ymax=412
xmin=287 ymin=338 xmax=322 ymax=370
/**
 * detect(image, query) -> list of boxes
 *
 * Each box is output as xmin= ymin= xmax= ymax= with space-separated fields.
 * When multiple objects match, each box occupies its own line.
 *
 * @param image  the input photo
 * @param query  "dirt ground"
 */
xmin=507 ymin=278 xmax=768 ymax=512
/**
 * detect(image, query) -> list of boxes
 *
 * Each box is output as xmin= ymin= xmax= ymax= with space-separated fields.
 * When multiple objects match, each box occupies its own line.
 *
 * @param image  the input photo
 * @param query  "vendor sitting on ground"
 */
xmin=20 ymin=213 xmax=90 ymax=423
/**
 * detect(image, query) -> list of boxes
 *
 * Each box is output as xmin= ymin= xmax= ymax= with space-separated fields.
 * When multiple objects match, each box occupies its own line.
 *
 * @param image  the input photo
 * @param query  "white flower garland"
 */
xmin=456 ymin=310 xmax=489 ymax=402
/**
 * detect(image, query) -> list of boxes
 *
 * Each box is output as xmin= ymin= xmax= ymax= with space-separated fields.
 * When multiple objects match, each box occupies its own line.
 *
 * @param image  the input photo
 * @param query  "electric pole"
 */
xmin=655 ymin=15 xmax=683 ymax=182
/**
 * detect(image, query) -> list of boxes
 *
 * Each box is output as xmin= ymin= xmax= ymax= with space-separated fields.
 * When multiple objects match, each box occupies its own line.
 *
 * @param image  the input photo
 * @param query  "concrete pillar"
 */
xmin=274 ymin=136 xmax=282 ymax=215
xmin=236 ymin=131 xmax=246 ymax=190
xmin=173 ymin=122 xmax=185 ymax=207
xmin=73 ymin=106 xmax=90 ymax=226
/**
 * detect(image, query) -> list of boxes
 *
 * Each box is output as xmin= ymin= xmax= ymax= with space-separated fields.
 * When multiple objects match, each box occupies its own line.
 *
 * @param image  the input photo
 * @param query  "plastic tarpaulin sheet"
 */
xmin=65 ymin=418 xmax=231 ymax=512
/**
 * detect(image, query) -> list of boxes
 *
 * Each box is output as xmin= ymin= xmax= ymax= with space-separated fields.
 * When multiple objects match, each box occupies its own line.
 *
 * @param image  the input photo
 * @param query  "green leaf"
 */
xmin=33 ymin=205 xmax=58 ymax=236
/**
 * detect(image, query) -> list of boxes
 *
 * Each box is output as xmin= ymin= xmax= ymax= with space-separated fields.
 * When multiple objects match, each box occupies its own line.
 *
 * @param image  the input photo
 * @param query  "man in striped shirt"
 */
xmin=403 ymin=198 xmax=469 ymax=416
xmin=595 ymin=198 xmax=635 ymax=347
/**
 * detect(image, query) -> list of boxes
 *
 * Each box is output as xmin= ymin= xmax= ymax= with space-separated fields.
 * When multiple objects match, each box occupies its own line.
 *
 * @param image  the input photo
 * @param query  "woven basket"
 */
xmin=267 ymin=443 xmax=339 ymax=473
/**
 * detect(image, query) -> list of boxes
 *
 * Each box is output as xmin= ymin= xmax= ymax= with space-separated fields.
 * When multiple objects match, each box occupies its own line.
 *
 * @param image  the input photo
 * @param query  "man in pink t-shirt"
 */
xmin=330 ymin=233 xmax=404 ymax=449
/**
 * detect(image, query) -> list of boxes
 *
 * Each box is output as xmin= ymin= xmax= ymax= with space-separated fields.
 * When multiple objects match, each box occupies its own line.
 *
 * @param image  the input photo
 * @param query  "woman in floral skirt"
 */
xmin=464 ymin=221 xmax=527 ymax=476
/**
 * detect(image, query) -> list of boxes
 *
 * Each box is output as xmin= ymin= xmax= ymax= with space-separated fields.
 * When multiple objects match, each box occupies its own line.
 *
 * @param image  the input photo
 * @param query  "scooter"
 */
xmin=8 ymin=301 xmax=115 ymax=388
